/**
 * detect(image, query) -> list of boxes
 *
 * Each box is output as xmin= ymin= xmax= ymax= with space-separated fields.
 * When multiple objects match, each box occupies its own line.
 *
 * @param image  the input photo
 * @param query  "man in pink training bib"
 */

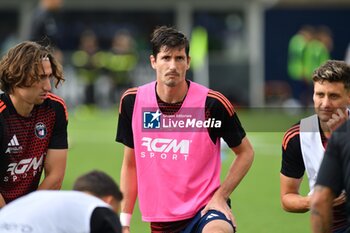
xmin=116 ymin=25 xmax=254 ymax=233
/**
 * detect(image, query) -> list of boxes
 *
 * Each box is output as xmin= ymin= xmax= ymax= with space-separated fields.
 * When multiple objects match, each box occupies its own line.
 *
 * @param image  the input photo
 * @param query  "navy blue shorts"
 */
xmin=181 ymin=209 xmax=235 ymax=233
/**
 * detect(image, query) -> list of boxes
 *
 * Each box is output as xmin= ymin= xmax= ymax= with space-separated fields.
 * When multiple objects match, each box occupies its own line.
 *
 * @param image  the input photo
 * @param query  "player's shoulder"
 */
xmin=45 ymin=93 xmax=68 ymax=120
xmin=282 ymin=122 xmax=301 ymax=150
xmin=207 ymin=89 xmax=235 ymax=117
xmin=0 ymin=93 xmax=14 ymax=116
xmin=120 ymin=87 xmax=138 ymax=102
xmin=120 ymin=87 xmax=138 ymax=105
xmin=0 ymin=94 xmax=8 ymax=114
xmin=46 ymin=92 xmax=65 ymax=104
xmin=45 ymin=93 xmax=66 ymax=108
xmin=119 ymin=87 xmax=138 ymax=113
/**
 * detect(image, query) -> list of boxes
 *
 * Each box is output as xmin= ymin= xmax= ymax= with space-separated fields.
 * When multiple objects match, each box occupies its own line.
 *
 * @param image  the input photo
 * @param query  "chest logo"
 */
xmin=5 ymin=134 xmax=23 ymax=154
xmin=35 ymin=122 xmax=47 ymax=139
xmin=143 ymin=110 xmax=162 ymax=129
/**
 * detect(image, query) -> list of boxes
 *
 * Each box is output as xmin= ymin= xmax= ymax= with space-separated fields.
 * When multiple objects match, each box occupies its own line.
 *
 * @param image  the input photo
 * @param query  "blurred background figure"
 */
xmin=287 ymin=25 xmax=333 ymax=107
xmin=288 ymin=25 xmax=314 ymax=82
xmin=303 ymin=26 xmax=332 ymax=80
xmin=106 ymin=30 xmax=138 ymax=105
xmin=71 ymin=30 xmax=103 ymax=111
xmin=287 ymin=25 xmax=314 ymax=108
xmin=344 ymin=42 xmax=350 ymax=65
xmin=26 ymin=0 xmax=64 ymax=62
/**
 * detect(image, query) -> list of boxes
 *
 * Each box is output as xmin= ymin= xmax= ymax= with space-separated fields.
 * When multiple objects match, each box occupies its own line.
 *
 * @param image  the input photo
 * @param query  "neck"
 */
xmin=9 ymin=95 xmax=33 ymax=117
xmin=156 ymin=81 xmax=188 ymax=103
xmin=319 ymin=121 xmax=331 ymax=139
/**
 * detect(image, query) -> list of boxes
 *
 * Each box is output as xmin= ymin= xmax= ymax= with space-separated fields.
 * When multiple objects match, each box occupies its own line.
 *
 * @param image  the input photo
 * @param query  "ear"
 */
xmin=186 ymin=56 xmax=191 ymax=70
xmin=150 ymin=55 xmax=156 ymax=70
xmin=347 ymin=90 xmax=350 ymax=104
xmin=101 ymin=195 xmax=121 ymax=213
xmin=101 ymin=195 xmax=114 ymax=205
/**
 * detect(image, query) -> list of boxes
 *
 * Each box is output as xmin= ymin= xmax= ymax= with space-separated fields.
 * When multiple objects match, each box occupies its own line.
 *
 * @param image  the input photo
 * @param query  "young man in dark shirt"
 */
xmin=0 ymin=41 xmax=68 ymax=207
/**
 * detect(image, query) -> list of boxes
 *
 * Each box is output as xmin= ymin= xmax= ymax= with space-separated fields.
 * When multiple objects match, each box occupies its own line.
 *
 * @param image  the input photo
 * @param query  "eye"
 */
xmin=39 ymin=75 xmax=53 ymax=81
xmin=329 ymin=94 xmax=340 ymax=100
xmin=316 ymin=93 xmax=324 ymax=98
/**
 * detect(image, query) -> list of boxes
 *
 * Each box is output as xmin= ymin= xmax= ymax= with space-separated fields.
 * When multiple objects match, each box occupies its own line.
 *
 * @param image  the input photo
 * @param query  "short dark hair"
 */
xmin=312 ymin=60 xmax=350 ymax=90
xmin=73 ymin=170 xmax=123 ymax=201
xmin=150 ymin=25 xmax=189 ymax=58
xmin=0 ymin=41 xmax=64 ymax=94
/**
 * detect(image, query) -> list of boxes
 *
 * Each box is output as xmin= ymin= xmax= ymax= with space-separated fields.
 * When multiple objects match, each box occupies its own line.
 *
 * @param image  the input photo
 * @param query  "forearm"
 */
xmin=38 ymin=174 xmax=64 ymax=190
xmin=120 ymin=147 xmax=138 ymax=214
xmin=218 ymin=143 xmax=254 ymax=199
xmin=281 ymin=193 xmax=310 ymax=213
xmin=311 ymin=206 xmax=332 ymax=233
xmin=38 ymin=149 xmax=67 ymax=190
xmin=120 ymin=164 xmax=137 ymax=233
xmin=310 ymin=186 xmax=334 ymax=233
xmin=120 ymin=165 xmax=137 ymax=214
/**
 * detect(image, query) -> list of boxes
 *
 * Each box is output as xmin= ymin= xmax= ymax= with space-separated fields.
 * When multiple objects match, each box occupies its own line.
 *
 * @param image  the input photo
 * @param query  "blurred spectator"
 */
xmin=71 ymin=30 xmax=103 ymax=109
xmin=106 ymin=30 xmax=138 ymax=104
xmin=344 ymin=43 xmax=350 ymax=65
xmin=303 ymin=26 xmax=332 ymax=80
xmin=287 ymin=25 xmax=333 ymax=107
xmin=288 ymin=25 xmax=314 ymax=81
xmin=27 ymin=0 xmax=63 ymax=48
xmin=0 ymin=32 xmax=19 ymax=57
xmin=26 ymin=0 xmax=64 ymax=64
xmin=287 ymin=26 xmax=314 ymax=107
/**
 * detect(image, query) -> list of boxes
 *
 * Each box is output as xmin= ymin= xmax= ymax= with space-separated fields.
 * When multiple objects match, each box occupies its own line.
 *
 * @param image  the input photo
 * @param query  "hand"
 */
xmin=201 ymin=194 xmax=236 ymax=230
xmin=327 ymin=108 xmax=348 ymax=133
xmin=333 ymin=191 xmax=346 ymax=207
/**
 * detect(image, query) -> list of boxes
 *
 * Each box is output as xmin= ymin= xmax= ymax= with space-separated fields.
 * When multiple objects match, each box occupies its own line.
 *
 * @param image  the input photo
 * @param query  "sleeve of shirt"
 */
xmin=90 ymin=207 xmax=122 ymax=233
xmin=49 ymin=98 xmax=68 ymax=149
xmin=116 ymin=91 xmax=136 ymax=148
xmin=316 ymin=132 xmax=344 ymax=196
xmin=206 ymin=94 xmax=246 ymax=148
xmin=280 ymin=123 xmax=305 ymax=179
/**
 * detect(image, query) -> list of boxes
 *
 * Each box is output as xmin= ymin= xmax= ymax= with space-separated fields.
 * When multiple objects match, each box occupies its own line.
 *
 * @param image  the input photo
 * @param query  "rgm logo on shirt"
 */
xmin=4 ymin=154 xmax=44 ymax=182
xmin=140 ymin=137 xmax=190 ymax=161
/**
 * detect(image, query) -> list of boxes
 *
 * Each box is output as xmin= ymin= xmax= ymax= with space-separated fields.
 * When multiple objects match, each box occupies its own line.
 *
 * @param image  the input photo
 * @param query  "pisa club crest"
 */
xmin=35 ymin=122 xmax=47 ymax=139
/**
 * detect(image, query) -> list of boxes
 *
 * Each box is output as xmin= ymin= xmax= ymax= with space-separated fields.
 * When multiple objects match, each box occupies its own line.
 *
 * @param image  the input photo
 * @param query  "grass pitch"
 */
xmin=64 ymin=107 xmax=310 ymax=232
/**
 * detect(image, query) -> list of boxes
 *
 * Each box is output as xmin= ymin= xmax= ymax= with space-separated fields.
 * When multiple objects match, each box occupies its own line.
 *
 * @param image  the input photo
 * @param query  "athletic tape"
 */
xmin=120 ymin=212 xmax=132 ymax=226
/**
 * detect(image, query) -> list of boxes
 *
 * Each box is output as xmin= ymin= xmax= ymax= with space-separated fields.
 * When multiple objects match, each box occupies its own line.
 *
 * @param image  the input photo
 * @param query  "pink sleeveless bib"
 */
xmin=132 ymin=81 xmax=221 ymax=222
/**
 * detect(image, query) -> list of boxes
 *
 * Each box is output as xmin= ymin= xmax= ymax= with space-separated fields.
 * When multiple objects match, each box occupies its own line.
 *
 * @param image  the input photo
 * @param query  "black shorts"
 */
xmin=181 ymin=209 xmax=235 ymax=233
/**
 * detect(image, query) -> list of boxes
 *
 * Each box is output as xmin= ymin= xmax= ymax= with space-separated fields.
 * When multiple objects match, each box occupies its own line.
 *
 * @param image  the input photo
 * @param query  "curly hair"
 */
xmin=150 ymin=25 xmax=189 ymax=58
xmin=312 ymin=60 xmax=350 ymax=91
xmin=0 ymin=41 xmax=64 ymax=94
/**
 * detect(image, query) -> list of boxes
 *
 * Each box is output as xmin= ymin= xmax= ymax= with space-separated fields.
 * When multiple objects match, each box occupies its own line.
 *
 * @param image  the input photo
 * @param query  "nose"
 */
xmin=42 ymin=77 xmax=52 ymax=91
xmin=321 ymin=96 xmax=331 ymax=108
xmin=169 ymin=59 xmax=177 ymax=70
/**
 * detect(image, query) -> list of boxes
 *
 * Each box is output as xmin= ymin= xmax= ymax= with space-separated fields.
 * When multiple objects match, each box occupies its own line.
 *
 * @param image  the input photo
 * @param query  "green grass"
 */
xmin=64 ymin=108 xmax=310 ymax=232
